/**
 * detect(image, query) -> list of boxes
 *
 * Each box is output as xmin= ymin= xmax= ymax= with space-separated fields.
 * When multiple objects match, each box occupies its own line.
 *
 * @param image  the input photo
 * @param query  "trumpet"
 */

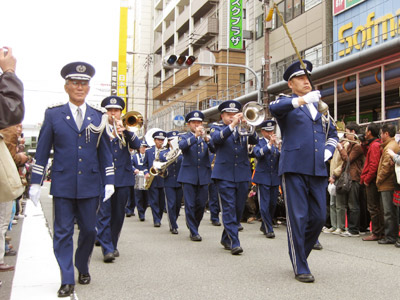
xmin=113 ymin=111 xmax=144 ymax=147
xmin=238 ymin=102 xmax=265 ymax=136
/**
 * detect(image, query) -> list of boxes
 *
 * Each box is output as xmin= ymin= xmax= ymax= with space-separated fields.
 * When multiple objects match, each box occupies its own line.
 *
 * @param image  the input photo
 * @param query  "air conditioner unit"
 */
xmin=243 ymin=30 xmax=253 ymax=40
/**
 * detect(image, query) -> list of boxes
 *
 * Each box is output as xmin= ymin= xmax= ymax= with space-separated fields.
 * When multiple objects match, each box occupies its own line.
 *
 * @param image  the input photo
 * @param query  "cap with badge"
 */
xmin=185 ymin=110 xmax=204 ymax=123
xmin=283 ymin=60 xmax=313 ymax=81
xmin=101 ymin=96 xmax=125 ymax=110
xmin=140 ymin=140 xmax=149 ymax=148
xmin=152 ymin=130 xmax=166 ymax=140
xmin=167 ymin=131 xmax=179 ymax=140
xmin=260 ymin=120 xmax=276 ymax=131
xmin=218 ymin=100 xmax=241 ymax=113
xmin=61 ymin=62 xmax=95 ymax=81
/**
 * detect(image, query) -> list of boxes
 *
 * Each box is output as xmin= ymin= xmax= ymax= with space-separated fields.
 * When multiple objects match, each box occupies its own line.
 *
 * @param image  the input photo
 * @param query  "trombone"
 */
xmin=113 ymin=111 xmax=144 ymax=147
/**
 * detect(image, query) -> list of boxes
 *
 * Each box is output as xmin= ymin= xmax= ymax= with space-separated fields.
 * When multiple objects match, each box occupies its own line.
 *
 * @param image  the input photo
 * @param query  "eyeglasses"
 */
xmin=69 ymin=80 xmax=89 ymax=87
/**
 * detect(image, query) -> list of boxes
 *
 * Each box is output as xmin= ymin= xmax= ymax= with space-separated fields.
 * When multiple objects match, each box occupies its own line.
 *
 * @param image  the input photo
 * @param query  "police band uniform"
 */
xmin=252 ymin=120 xmax=280 ymax=238
xmin=132 ymin=141 xmax=149 ymax=221
xmin=162 ymin=131 xmax=183 ymax=234
xmin=96 ymin=96 xmax=141 ymax=263
xmin=30 ymin=62 xmax=115 ymax=297
xmin=143 ymin=131 xmax=167 ymax=227
xmin=178 ymin=111 xmax=215 ymax=241
xmin=210 ymin=100 xmax=258 ymax=254
xmin=269 ymin=60 xmax=338 ymax=282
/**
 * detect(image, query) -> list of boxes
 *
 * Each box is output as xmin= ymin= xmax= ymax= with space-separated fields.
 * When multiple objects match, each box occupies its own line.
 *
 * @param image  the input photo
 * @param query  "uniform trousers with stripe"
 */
xmin=147 ymin=186 xmax=165 ymax=224
xmin=165 ymin=186 xmax=183 ymax=230
xmin=125 ymin=186 xmax=136 ymax=215
xmin=53 ymin=196 xmax=98 ymax=285
xmin=216 ymin=180 xmax=248 ymax=249
xmin=182 ymin=183 xmax=208 ymax=236
xmin=258 ymin=184 xmax=279 ymax=234
xmin=208 ymin=180 xmax=220 ymax=222
xmin=134 ymin=189 xmax=148 ymax=220
xmin=282 ymin=173 xmax=326 ymax=275
xmin=96 ymin=186 xmax=130 ymax=255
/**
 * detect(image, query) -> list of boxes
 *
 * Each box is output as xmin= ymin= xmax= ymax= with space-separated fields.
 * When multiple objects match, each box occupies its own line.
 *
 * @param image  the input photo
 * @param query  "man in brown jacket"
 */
xmin=376 ymin=124 xmax=399 ymax=244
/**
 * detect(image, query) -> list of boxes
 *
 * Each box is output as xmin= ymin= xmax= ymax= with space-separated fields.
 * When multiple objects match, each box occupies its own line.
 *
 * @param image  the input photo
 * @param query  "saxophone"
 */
xmin=145 ymin=138 xmax=181 ymax=189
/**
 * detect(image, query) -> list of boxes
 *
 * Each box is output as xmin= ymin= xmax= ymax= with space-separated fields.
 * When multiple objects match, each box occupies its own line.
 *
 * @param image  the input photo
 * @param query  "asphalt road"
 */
xmin=2 ymin=182 xmax=400 ymax=299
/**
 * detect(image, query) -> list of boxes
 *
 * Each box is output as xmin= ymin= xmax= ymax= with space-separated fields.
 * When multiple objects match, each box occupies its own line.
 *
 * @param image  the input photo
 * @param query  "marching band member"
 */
xmin=269 ymin=60 xmax=338 ymax=283
xmin=96 ymin=96 xmax=141 ymax=263
xmin=210 ymin=100 xmax=258 ymax=255
xmin=132 ymin=141 xmax=149 ymax=221
xmin=144 ymin=130 xmax=167 ymax=227
xmin=178 ymin=111 xmax=215 ymax=241
xmin=252 ymin=120 xmax=280 ymax=238
xmin=163 ymin=131 xmax=183 ymax=234
xmin=29 ymin=62 xmax=115 ymax=297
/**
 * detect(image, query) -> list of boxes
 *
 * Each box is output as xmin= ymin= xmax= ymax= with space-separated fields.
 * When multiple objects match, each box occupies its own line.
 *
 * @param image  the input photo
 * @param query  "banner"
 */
xmin=118 ymin=1 xmax=128 ymax=113
xmin=228 ymin=0 xmax=243 ymax=49
xmin=333 ymin=0 xmax=365 ymax=16
xmin=111 ymin=61 xmax=118 ymax=96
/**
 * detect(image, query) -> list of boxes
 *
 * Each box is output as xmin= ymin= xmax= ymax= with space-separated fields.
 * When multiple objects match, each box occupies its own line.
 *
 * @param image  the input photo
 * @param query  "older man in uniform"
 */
xmin=132 ymin=140 xmax=149 ymax=221
xmin=144 ymin=130 xmax=167 ymax=227
xmin=163 ymin=131 xmax=183 ymax=234
xmin=29 ymin=62 xmax=115 ymax=297
xmin=211 ymin=100 xmax=258 ymax=255
xmin=269 ymin=60 xmax=338 ymax=283
xmin=178 ymin=111 xmax=214 ymax=241
xmin=96 ymin=96 xmax=141 ymax=263
xmin=252 ymin=120 xmax=280 ymax=238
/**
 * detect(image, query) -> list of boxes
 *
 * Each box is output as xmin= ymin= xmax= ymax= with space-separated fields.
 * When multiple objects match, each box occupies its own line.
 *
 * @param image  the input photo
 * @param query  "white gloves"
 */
xmin=29 ymin=184 xmax=41 ymax=206
xmin=302 ymin=90 xmax=321 ymax=104
xmin=103 ymin=184 xmax=115 ymax=202
xmin=324 ymin=149 xmax=333 ymax=162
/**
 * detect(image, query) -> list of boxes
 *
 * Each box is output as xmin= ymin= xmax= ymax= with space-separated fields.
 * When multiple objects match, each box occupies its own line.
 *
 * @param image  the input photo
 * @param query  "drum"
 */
xmin=134 ymin=171 xmax=147 ymax=190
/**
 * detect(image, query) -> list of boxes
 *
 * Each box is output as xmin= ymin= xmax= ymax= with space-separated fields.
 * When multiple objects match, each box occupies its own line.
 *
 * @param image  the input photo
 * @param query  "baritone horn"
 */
xmin=114 ymin=111 xmax=144 ymax=147
xmin=238 ymin=102 xmax=265 ymax=136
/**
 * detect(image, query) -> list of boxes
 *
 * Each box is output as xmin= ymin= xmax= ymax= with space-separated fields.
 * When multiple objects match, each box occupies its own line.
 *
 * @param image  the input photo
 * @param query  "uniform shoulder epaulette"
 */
xmin=278 ymin=93 xmax=290 ymax=98
xmin=88 ymin=104 xmax=107 ymax=113
xmin=48 ymin=102 xmax=65 ymax=109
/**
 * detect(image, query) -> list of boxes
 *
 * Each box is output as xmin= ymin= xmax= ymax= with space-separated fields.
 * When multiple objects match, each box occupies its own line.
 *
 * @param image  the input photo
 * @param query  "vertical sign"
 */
xmin=111 ymin=61 xmax=118 ymax=96
xmin=229 ymin=0 xmax=243 ymax=49
xmin=118 ymin=0 xmax=128 ymax=113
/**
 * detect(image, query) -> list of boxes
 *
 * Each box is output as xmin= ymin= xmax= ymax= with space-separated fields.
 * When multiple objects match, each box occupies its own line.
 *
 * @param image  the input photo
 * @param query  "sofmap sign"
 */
xmin=229 ymin=0 xmax=243 ymax=49
xmin=333 ymin=0 xmax=365 ymax=16
xmin=333 ymin=0 xmax=400 ymax=60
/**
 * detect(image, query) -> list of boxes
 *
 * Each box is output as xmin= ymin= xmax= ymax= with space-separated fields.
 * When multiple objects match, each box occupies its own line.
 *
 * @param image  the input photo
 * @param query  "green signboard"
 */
xmin=229 ymin=0 xmax=243 ymax=49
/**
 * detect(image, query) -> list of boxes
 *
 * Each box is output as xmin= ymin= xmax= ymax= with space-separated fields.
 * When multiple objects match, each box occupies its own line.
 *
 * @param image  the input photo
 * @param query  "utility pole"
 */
xmin=143 ymin=54 xmax=152 ymax=134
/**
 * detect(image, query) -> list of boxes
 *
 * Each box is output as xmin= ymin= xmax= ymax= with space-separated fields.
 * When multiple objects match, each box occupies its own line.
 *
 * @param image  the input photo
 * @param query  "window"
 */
xmin=255 ymin=13 xmax=264 ymax=40
xmin=240 ymin=73 xmax=245 ymax=84
xmin=286 ymin=0 xmax=293 ymax=22
xmin=276 ymin=1 xmax=284 ymax=28
xmin=293 ymin=0 xmax=303 ymax=18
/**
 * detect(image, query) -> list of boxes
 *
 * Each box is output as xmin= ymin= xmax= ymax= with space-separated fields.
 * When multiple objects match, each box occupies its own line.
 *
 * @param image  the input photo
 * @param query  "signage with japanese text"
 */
xmin=228 ymin=0 xmax=243 ymax=49
xmin=333 ymin=0 xmax=366 ymax=16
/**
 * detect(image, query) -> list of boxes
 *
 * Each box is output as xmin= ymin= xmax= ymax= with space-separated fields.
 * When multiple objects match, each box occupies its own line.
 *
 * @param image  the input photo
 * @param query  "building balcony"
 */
xmin=191 ymin=0 xmax=218 ymax=19
xmin=164 ymin=22 xmax=175 ymax=45
xmin=153 ymin=54 xmax=162 ymax=77
xmin=154 ymin=34 xmax=162 ymax=52
xmin=192 ymin=17 xmax=218 ymax=47
xmin=176 ymin=5 xmax=189 ymax=31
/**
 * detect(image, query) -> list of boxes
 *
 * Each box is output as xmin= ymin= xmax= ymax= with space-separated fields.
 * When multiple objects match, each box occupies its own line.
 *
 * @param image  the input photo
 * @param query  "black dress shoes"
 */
xmin=154 ymin=223 xmax=161 ymax=227
xmin=113 ymin=249 xmax=120 ymax=257
xmin=190 ymin=234 xmax=202 ymax=241
xmin=212 ymin=220 xmax=221 ymax=226
xmin=260 ymin=226 xmax=266 ymax=234
xmin=238 ymin=224 xmax=244 ymax=231
xmin=171 ymin=228 xmax=178 ymax=234
xmin=57 ymin=284 xmax=74 ymax=297
xmin=103 ymin=252 xmax=115 ymax=263
xmin=266 ymin=232 xmax=275 ymax=239
xmin=295 ymin=273 xmax=315 ymax=283
xmin=78 ymin=273 xmax=91 ymax=285
xmin=221 ymin=241 xmax=231 ymax=250
xmin=231 ymin=246 xmax=243 ymax=255
xmin=378 ymin=238 xmax=396 ymax=244
xmin=313 ymin=242 xmax=323 ymax=250
xmin=139 ymin=217 xmax=145 ymax=222
xmin=94 ymin=240 xmax=100 ymax=247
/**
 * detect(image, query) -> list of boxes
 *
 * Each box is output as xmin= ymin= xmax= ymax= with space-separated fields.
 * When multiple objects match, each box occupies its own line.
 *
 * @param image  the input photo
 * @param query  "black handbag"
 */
xmin=336 ymin=160 xmax=352 ymax=194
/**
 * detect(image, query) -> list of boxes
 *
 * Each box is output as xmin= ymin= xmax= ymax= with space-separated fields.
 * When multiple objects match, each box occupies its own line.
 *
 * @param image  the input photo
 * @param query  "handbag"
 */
xmin=336 ymin=159 xmax=352 ymax=194
xmin=0 ymin=134 xmax=25 ymax=202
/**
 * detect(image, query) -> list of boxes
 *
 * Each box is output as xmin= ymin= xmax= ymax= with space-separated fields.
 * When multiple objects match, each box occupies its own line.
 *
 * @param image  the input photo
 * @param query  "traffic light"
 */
xmin=163 ymin=55 xmax=196 ymax=69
